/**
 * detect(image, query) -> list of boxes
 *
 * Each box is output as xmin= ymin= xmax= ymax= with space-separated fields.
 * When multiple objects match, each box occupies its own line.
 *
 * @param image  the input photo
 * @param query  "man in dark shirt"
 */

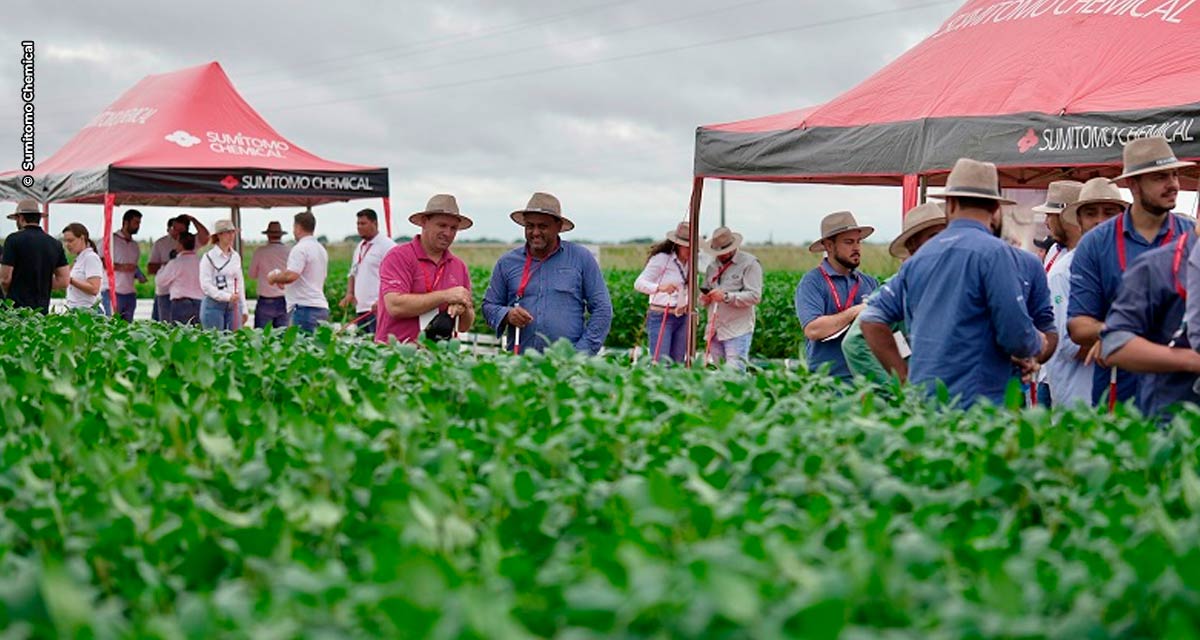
xmin=0 ymin=199 xmax=69 ymax=313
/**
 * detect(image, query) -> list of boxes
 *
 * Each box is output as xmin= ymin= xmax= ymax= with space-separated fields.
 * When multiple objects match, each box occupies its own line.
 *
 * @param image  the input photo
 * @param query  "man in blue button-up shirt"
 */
xmin=861 ymin=158 xmax=1045 ymax=408
xmin=1102 ymin=231 xmax=1200 ymax=417
xmin=483 ymin=192 xmax=612 ymax=355
xmin=795 ymin=211 xmax=879 ymax=382
xmin=1068 ymin=136 xmax=1197 ymax=407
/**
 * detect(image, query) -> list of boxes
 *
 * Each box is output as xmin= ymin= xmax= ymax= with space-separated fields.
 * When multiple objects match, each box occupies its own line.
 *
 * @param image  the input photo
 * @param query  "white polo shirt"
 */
xmin=248 ymin=242 xmax=292 ymax=298
xmin=285 ymin=235 xmax=329 ymax=310
xmin=157 ymin=252 xmax=205 ymax=301
xmin=65 ymin=247 xmax=104 ymax=309
xmin=349 ymin=234 xmax=395 ymax=313
xmin=149 ymin=235 xmax=177 ymax=295
xmin=110 ymin=232 xmax=140 ymax=294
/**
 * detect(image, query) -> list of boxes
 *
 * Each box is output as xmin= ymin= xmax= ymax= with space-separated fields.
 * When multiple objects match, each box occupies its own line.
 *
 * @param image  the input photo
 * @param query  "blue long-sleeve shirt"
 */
xmin=482 ymin=241 xmax=613 ymax=355
xmin=794 ymin=259 xmax=879 ymax=381
xmin=1068 ymin=209 xmax=1194 ymax=405
xmin=1101 ymin=233 xmax=1198 ymax=417
xmin=860 ymin=218 xmax=1043 ymax=407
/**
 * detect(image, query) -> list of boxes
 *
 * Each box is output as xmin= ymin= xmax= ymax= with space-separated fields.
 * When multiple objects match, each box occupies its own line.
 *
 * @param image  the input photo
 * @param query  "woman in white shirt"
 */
xmin=61 ymin=223 xmax=105 ymax=312
xmin=633 ymin=222 xmax=693 ymax=363
xmin=198 ymin=219 xmax=248 ymax=330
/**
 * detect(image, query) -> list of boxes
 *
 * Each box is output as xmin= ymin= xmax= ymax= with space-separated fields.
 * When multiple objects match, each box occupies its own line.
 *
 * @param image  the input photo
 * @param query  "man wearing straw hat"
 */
xmin=700 ymin=226 xmax=762 ymax=370
xmin=247 ymin=221 xmax=291 ymax=329
xmin=483 ymin=192 xmax=612 ymax=354
xmin=842 ymin=202 xmax=945 ymax=383
xmin=376 ymin=194 xmax=475 ymax=344
xmin=1068 ymin=136 xmax=1197 ymax=407
xmin=1039 ymin=178 xmax=1122 ymax=407
xmin=0 ymin=199 xmax=68 ymax=313
xmin=794 ymin=211 xmax=879 ymax=382
xmin=339 ymin=208 xmax=395 ymax=336
xmin=861 ymin=158 xmax=1046 ymax=407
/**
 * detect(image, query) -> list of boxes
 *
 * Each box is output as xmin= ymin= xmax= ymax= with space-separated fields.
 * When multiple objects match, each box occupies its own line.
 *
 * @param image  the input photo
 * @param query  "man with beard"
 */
xmin=842 ymin=202 xmax=946 ymax=383
xmin=1068 ymin=136 xmax=1196 ymax=408
xmin=861 ymin=158 xmax=1046 ymax=407
xmin=794 ymin=211 xmax=879 ymax=382
xmin=483 ymin=192 xmax=612 ymax=354
xmin=1072 ymin=177 xmax=1128 ymax=235
xmin=105 ymin=209 xmax=145 ymax=322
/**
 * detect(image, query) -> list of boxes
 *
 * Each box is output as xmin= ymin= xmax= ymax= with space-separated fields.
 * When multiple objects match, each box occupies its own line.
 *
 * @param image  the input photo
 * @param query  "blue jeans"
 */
xmin=646 ymin=310 xmax=688 ymax=363
xmin=355 ymin=311 xmax=377 ymax=336
xmin=102 ymin=291 xmax=137 ymax=321
xmin=152 ymin=294 xmax=172 ymax=322
xmin=290 ymin=306 xmax=329 ymax=333
xmin=171 ymin=298 xmax=201 ymax=325
xmin=709 ymin=332 xmax=753 ymax=371
xmin=254 ymin=296 xmax=288 ymax=329
xmin=200 ymin=296 xmax=237 ymax=330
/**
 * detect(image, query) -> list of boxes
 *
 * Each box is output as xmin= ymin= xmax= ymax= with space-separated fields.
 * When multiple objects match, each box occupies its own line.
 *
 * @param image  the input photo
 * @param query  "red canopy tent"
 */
xmin=0 ymin=61 xmax=389 ymax=309
xmin=685 ymin=0 xmax=1200 ymax=362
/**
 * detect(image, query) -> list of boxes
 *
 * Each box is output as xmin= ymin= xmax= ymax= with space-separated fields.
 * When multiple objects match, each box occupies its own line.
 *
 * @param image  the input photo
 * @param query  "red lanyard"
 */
xmin=356 ymin=240 xmax=372 ymax=265
xmin=710 ymin=258 xmax=735 ymax=285
xmin=1115 ymin=214 xmax=1175 ymax=272
xmin=421 ymin=261 xmax=446 ymax=292
xmin=516 ymin=252 xmax=547 ymax=300
xmin=1044 ymin=245 xmax=1062 ymax=274
xmin=819 ymin=268 xmax=861 ymax=312
xmin=1173 ymin=233 xmax=1189 ymax=300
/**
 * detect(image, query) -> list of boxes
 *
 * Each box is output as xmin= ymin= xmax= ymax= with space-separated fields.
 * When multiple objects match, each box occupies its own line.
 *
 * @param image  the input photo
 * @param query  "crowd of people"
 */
xmin=3 ymin=137 xmax=1199 ymax=417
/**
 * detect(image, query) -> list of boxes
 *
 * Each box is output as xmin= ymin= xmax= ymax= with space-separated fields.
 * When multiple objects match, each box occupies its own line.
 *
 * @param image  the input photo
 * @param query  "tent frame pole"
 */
xmin=685 ymin=177 xmax=704 ymax=368
xmin=231 ymin=205 xmax=242 ymax=258
xmin=918 ymin=175 xmax=928 ymax=204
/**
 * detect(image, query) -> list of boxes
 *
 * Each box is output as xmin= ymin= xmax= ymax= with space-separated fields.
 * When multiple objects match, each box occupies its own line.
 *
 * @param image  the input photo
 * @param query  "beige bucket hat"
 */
xmin=410 ymin=194 xmax=474 ymax=230
xmin=889 ymin=202 xmax=947 ymax=259
xmin=213 ymin=219 xmax=237 ymax=235
xmin=7 ymin=199 xmax=43 ymax=221
xmin=704 ymin=226 xmax=743 ymax=257
xmin=930 ymin=158 xmax=1018 ymax=205
xmin=1063 ymin=177 xmax=1130 ymax=227
xmin=807 ymin=210 xmax=875 ymax=253
xmin=510 ymin=192 xmax=574 ymax=232
xmin=1031 ymin=180 xmax=1084 ymax=215
xmin=664 ymin=221 xmax=691 ymax=247
xmin=1112 ymin=136 xmax=1195 ymax=182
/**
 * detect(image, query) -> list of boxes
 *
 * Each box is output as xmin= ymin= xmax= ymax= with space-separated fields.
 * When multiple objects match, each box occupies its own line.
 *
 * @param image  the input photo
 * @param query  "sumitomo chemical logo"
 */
xmin=165 ymin=130 xmax=201 ymax=148
xmin=236 ymin=174 xmax=374 ymax=191
xmin=206 ymin=131 xmax=290 ymax=158
xmin=220 ymin=175 xmax=239 ymax=190
xmin=1023 ymin=119 xmax=1196 ymax=154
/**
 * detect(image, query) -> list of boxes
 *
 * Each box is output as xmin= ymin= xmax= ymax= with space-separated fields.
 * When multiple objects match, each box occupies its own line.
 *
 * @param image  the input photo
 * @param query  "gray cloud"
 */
xmin=0 ymin=0 xmax=966 ymax=248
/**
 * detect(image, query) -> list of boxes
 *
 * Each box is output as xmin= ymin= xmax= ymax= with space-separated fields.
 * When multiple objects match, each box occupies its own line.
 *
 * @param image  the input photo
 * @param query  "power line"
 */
xmin=234 ymin=0 xmax=638 ymax=79
xmin=268 ymin=0 xmax=957 ymax=113
xmin=242 ymin=0 xmax=781 ymax=99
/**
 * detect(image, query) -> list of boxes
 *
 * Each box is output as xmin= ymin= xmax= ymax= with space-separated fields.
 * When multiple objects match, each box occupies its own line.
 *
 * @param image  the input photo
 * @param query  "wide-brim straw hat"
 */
xmin=889 ymin=202 xmax=947 ymax=259
xmin=510 ymin=192 xmax=574 ymax=232
xmin=410 ymin=194 xmax=474 ymax=230
xmin=261 ymin=221 xmax=287 ymax=236
xmin=807 ymin=210 xmax=875 ymax=253
xmin=1112 ymin=136 xmax=1195 ymax=181
xmin=213 ymin=219 xmax=237 ymax=235
xmin=7 ymin=198 xmax=43 ymax=220
xmin=665 ymin=221 xmax=691 ymax=247
xmin=1031 ymin=180 xmax=1084 ymax=214
xmin=930 ymin=158 xmax=1018 ymax=205
xmin=1063 ymin=177 xmax=1130 ymax=227
xmin=704 ymin=226 xmax=743 ymax=257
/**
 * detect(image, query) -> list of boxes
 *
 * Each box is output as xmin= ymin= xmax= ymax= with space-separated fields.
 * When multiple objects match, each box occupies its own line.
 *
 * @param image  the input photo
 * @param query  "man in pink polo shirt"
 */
xmin=375 ymin=194 xmax=475 ymax=344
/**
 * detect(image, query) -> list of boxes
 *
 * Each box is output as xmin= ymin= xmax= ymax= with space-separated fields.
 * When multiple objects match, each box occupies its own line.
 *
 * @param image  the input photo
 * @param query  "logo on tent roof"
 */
xmin=221 ymin=175 xmax=240 ymax=190
xmin=165 ymin=130 xmax=201 ymax=148
xmin=1017 ymin=129 xmax=1039 ymax=154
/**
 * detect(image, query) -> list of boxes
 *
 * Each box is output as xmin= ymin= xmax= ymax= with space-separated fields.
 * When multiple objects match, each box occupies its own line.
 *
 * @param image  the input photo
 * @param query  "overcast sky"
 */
xmin=1 ymin=0 xmax=971 ymax=245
